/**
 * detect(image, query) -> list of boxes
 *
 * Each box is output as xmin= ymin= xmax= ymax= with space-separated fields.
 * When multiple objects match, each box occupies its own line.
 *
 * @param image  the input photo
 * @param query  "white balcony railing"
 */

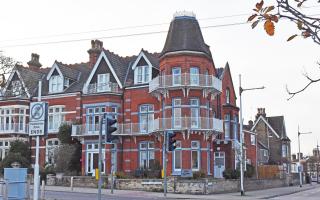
xmin=0 ymin=123 xmax=29 ymax=134
xmin=149 ymin=73 xmax=222 ymax=93
xmin=85 ymin=82 xmax=121 ymax=94
xmin=71 ymin=117 xmax=223 ymax=136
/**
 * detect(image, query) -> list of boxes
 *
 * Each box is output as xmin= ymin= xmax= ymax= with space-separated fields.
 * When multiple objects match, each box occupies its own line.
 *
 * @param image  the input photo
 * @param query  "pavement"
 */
xmin=39 ymin=183 xmax=320 ymax=200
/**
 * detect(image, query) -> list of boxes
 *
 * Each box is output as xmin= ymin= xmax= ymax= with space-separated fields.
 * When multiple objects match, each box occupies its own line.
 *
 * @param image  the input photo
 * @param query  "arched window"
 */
xmin=226 ymin=88 xmax=230 ymax=104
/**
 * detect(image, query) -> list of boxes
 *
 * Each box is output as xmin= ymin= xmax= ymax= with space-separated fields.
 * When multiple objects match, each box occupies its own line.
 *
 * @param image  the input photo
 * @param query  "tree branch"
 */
xmin=286 ymin=73 xmax=320 ymax=100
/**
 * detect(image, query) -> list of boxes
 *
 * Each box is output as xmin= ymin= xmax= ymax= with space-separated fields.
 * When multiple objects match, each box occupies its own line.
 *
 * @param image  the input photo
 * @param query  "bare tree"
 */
xmin=248 ymin=0 xmax=320 ymax=99
xmin=0 ymin=51 xmax=17 ymax=88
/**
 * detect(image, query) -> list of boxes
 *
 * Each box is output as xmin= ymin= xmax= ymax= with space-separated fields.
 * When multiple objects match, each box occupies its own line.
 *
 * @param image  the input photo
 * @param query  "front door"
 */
xmin=214 ymin=151 xmax=225 ymax=178
xmin=86 ymin=151 xmax=105 ymax=176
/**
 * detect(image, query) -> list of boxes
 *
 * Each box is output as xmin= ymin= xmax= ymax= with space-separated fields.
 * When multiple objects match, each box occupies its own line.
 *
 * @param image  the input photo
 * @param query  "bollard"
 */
xmin=70 ymin=177 xmax=74 ymax=191
xmin=40 ymin=180 xmax=45 ymax=200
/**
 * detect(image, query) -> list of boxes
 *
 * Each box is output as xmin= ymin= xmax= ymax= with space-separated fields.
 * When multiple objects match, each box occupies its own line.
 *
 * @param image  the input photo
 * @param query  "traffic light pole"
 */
xmin=97 ymin=115 xmax=103 ymax=200
xmin=163 ymin=131 xmax=167 ymax=197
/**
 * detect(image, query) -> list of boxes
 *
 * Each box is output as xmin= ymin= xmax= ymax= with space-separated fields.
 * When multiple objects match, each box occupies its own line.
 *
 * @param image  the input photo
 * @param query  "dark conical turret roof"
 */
xmin=161 ymin=13 xmax=212 ymax=59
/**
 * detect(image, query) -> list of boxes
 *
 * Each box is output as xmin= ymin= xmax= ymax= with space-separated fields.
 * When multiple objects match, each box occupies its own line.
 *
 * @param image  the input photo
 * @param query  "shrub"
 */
xmin=115 ymin=171 xmax=129 ymax=179
xmin=193 ymin=170 xmax=207 ymax=179
xmin=245 ymin=164 xmax=255 ymax=178
xmin=223 ymin=168 xmax=240 ymax=179
xmin=54 ymin=144 xmax=76 ymax=174
xmin=58 ymin=124 xmax=72 ymax=144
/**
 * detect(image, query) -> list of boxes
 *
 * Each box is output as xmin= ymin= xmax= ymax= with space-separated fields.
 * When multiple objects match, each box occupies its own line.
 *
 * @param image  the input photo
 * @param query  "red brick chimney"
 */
xmin=88 ymin=40 xmax=103 ymax=68
xmin=255 ymin=108 xmax=266 ymax=120
xmin=27 ymin=53 xmax=42 ymax=71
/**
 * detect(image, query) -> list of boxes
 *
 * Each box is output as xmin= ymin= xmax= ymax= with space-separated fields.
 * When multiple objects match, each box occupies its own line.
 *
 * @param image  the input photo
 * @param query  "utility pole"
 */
xmin=163 ymin=131 xmax=167 ymax=197
xmin=97 ymin=115 xmax=103 ymax=200
xmin=239 ymin=74 xmax=264 ymax=196
xmin=317 ymin=141 xmax=319 ymax=184
xmin=298 ymin=126 xmax=311 ymax=187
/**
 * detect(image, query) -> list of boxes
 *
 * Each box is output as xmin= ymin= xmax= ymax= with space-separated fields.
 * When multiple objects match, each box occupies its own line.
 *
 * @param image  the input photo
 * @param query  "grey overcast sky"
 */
xmin=0 ymin=0 xmax=319 ymax=155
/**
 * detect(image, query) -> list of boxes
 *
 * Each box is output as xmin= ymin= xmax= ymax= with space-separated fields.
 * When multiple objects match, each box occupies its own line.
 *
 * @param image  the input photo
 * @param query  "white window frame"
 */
xmin=0 ymin=140 xmax=10 ymax=161
xmin=173 ymin=98 xmax=181 ymax=128
xmin=86 ymin=143 xmax=105 ymax=175
xmin=173 ymin=141 xmax=182 ymax=171
xmin=282 ymin=144 xmax=287 ymax=157
xmin=86 ymin=107 xmax=106 ymax=133
xmin=190 ymin=99 xmax=199 ymax=129
xmin=49 ymin=75 xmax=63 ymax=93
xmin=0 ymin=107 xmax=27 ymax=133
xmin=190 ymin=67 xmax=199 ymax=85
xmin=139 ymin=104 xmax=154 ymax=133
xmin=48 ymin=106 xmax=66 ymax=133
xmin=97 ymin=73 xmax=110 ymax=92
xmin=172 ymin=67 xmax=181 ymax=86
xmin=139 ymin=142 xmax=155 ymax=169
xmin=251 ymin=134 xmax=256 ymax=145
xmin=46 ymin=138 xmax=60 ymax=165
xmin=191 ymin=141 xmax=200 ymax=171
xmin=135 ymin=65 xmax=150 ymax=84
xmin=224 ymin=114 xmax=231 ymax=139
xmin=11 ymin=80 xmax=22 ymax=96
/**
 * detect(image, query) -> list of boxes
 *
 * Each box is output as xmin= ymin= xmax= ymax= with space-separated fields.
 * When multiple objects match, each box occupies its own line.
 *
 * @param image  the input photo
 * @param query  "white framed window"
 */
xmin=251 ymin=134 xmax=256 ymax=145
xmin=48 ymin=106 xmax=66 ymax=132
xmin=49 ymin=75 xmax=63 ymax=93
xmin=233 ymin=115 xmax=238 ymax=140
xmin=173 ymin=141 xmax=182 ymax=171
xmin=191 ymin=141 xmax=200 ymax=171
xmin=139 ymin=105 xmax=154 ymax=133
xmin=135 ymin=65 xmax=150 ymax=84
xmin=224 ymin=114 xmax=230 ymax=139
xmin=139 ymin=142 xmax=155 ymax=169
xmin=0 ymin=141 xmax=10 ymax=161
xmin=11 ymin=80 xmax=22 ymax=96
xmin=190 ymin=99 xmax=199 ymax=128
xmin=282 ymin=144 xmax=287 ymax=157
xmin=97 ymin=73 xmax=110 ymax=92
xmin=173 ymin=98 xmax=181 ymax=128
xmin=226 ymin=88 xmax=230 ymax=104
xmin=0 ymin=107 xmax=27 ymax=133
xmin=64 ymin=77 xmax=70 ymax=88
xmin=86 ymin=107 xmax=106 ymax=133
xmin=46 ymin=138 xmax=60 ymax=165
xmin=190 ymin=67 xmax=199 ymax=85
xmin=86 ymin=143 xmax=105 ymax=175
xmin=172 ymin=67 xmax=181 ymax=85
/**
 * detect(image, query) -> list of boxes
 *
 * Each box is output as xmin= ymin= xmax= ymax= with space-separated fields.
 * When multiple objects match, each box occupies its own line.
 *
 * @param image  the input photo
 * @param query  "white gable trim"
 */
xmin=250 ymin=115 xmax=280 ymax=138
xmin=47 ymin=62 xmax=63 ymax=80
xmin=84 ymin=51 xmax=123 ymax=92
xmin=3 ymin=69 xmax=30 ymax=98
xmin=131 ymin=51 xmax=154 ymax=70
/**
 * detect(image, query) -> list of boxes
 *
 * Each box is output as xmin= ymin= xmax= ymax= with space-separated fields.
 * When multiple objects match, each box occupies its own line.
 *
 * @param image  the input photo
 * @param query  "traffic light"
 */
xmin=105 ymin=117 xmax=117 ymax=143
xmin=168 ymin=132 xmax=177 ymax=151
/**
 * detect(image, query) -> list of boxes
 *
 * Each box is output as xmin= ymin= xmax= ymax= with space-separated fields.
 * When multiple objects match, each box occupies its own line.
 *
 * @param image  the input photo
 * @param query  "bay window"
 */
xmin=86 ymin=107 xmax=106 ymax=133
xmin=224 ymin=114 xmax=231 ymax=139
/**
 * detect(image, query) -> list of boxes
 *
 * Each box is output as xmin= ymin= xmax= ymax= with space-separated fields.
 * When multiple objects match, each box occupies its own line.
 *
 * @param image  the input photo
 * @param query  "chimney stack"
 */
xmin=27 ymin=53 xmax=42 ymax=70
xmin=255 ymin=108 xmax=266 ymax=120
xmin=88 ymin=40 xmax=103 ymax=68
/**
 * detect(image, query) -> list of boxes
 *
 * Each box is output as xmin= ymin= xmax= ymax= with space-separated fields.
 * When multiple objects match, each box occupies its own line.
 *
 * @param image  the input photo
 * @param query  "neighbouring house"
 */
xmin=245 ymin=108 xmax=291 ymax=173
xmin=0 ymin=11 xmax=256 ymax=177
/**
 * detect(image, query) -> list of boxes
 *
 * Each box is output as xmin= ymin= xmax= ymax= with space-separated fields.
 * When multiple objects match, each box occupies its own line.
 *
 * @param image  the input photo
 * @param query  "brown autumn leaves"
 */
xmin=248 ymin=0 xmax=311 ymax=41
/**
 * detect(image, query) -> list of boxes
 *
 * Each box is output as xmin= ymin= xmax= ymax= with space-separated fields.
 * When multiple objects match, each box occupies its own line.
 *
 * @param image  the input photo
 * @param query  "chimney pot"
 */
xmin=88 ymin=39 xmax=103 ymax=68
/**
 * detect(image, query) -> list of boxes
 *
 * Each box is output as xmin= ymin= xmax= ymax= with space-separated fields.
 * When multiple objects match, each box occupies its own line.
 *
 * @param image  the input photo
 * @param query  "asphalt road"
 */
xmin=44 ymin=190 xmax=165 ymax=200
xmin=271 ymin=185 xmax=320 ymax=200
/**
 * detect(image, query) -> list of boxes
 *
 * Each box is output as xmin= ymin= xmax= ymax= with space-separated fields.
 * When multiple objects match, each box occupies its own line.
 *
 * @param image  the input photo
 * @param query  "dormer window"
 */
xmin=49 ymin=75 xmax=63 ymax=93
xmin=135 ymin=65 xmax=150 ymax=84
xmin=64 ymin=77 xmax=69 ymax=89
xmin=11 ymin=80 xmax=22 ymax=96
xmin=97 ymin=73 xmax=110 ymax=92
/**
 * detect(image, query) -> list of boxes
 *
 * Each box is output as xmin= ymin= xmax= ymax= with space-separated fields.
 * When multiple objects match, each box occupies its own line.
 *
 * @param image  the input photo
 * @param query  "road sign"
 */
xmin=29 ymin=102 xmax=48 ymax=136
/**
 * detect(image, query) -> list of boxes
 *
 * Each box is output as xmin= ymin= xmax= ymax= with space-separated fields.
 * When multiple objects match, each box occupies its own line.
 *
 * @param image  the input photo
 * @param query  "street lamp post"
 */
xmin=297 ymin=126 xmax=311 ymax=187
xmin=239 ymin=74 xmax=264 ymax=196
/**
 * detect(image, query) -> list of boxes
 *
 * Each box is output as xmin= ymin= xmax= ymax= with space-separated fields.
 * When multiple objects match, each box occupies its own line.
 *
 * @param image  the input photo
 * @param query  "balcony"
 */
xmin=149 ymin=73 xmax=222 ymax=96
xmin=0 ymin=123 xmax=29 ymax=134
xmin=71 ymin=117 xmax=223 ymax=137
xmin=84 ymin=82 xmax=122 ymax=94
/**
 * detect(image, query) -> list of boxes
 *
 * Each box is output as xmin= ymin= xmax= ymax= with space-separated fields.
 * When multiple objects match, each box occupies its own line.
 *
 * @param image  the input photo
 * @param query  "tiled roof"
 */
xmin=161 ymin=16 xmax=212 ymax=58
xmin=267 ymin=116 xmax=290 ymax=141
xmin=55 ymin=61 xmax=81 ymax=81
xmin=141 ymin=49 xmax=160 ymax=69
xmin=15 ymin=65 xmax=46 ymax=96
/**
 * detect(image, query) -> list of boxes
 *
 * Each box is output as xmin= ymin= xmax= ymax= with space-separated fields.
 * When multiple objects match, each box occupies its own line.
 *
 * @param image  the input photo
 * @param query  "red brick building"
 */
xmin=0 ymin=12 xmax=256 ymax=178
